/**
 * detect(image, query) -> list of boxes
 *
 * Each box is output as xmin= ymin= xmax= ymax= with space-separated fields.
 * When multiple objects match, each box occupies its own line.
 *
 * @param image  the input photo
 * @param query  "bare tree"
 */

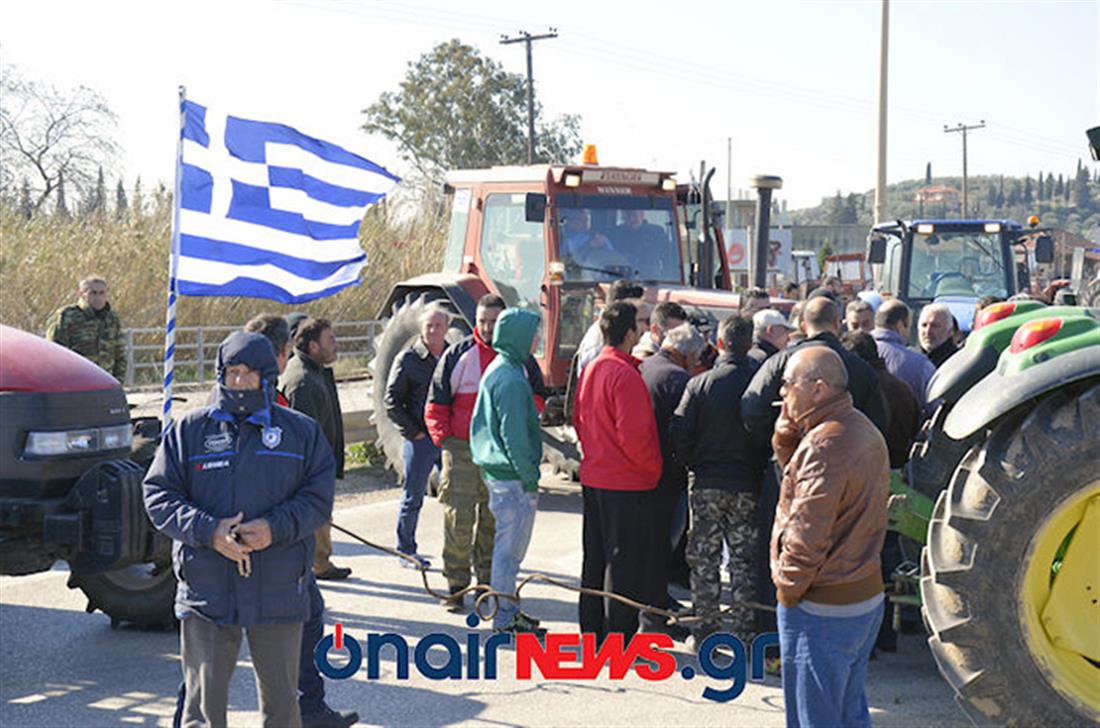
xmin=0 ymin=64 xmax=118 ymax=213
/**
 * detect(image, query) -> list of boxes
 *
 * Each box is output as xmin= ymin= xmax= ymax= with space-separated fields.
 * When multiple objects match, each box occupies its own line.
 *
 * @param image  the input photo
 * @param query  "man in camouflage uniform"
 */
xmin=670 ymin=314 xmax=767 ymax=648
xmin=47 ymin=276 xmax=127 ymax=382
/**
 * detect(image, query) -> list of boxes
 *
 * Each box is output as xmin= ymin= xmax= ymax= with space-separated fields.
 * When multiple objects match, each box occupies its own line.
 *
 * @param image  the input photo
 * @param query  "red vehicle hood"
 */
xmin=0 ymin=325 xmax=122 ymax=393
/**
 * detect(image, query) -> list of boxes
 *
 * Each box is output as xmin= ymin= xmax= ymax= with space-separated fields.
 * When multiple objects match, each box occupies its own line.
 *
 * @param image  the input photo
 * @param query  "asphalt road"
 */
xmin=0 ymin=476 xmax=969 ymax=728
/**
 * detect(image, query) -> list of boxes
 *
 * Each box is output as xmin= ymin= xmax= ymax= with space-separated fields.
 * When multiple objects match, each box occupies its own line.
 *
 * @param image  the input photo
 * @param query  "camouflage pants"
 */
xmin=686 ymin=489 xmax=758 ymax=644
xmin=439 ymin=438 xmax=495 ymax=589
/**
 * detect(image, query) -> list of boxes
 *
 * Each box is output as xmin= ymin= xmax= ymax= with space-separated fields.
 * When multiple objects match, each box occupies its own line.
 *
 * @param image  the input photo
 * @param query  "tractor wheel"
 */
xmin=906 ymin=404 xmax=984 ymax=500
xmin=70 ymin=561 xmax=177 ymax=630
xmin=920 ymin=382 xmax=1100 ymax=726
xmin=370 ymin=292 xmax=467 ymax=481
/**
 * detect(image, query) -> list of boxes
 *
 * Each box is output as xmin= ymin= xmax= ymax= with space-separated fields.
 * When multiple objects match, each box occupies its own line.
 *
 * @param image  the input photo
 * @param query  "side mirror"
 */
xmin=1034 ymin=234 xmax=1054 ymax=264
xmin=524 ymin=193 xmax=547 ymax=223
xmin=867 ymin=236 xmax=886 ymax=264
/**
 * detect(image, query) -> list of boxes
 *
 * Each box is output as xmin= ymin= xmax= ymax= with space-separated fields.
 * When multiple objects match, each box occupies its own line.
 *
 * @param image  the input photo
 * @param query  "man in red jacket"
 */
xmin=424 ymin=295 xmax=547 ymax=611
xmin=575 ymin=301 xmax=662 ymax=642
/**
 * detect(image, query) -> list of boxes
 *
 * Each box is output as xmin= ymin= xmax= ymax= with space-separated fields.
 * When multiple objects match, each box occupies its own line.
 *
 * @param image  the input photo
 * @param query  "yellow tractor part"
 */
xmin=1021 ymin=482 xmax=1100 ymax=715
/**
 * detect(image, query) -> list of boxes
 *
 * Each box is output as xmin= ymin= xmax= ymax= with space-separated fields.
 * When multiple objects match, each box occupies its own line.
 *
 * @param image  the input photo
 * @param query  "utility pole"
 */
xmin=874 ymin=0 xmax=889 ymax=223
xmin=944 ymin=120 xmax=985 ymax=217
xmin=500 ymin=28 xmax=558 ymax=164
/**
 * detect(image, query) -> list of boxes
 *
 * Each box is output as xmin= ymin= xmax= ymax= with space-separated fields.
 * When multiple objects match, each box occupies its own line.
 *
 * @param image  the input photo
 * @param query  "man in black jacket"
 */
xmin=671 ymin=315 xmax=764 ymax=648
xmin=384 ymin=304 xmax=449 ymax=568
xmin=279 ymin=318 xmax=350 ymax=582
xmin=740 ymin=297 xmax=890 ymax=633
xmin=741 ymin=297 xmax=889 ymax=448
xmin=639 ymin=323 xmax=706 ymax=640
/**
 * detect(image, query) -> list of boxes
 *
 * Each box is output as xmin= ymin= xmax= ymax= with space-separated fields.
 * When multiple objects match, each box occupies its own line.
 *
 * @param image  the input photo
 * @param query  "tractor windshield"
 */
xmin=555 ymin=195 xmax=680 ymax=283
xmin=908 ymin=231 xmax=1008 ymax=300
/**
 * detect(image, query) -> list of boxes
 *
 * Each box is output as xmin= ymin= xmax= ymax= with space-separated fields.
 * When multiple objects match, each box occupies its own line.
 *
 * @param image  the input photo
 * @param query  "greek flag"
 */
xmin=175 ymin=99 xmax=399 ymax=303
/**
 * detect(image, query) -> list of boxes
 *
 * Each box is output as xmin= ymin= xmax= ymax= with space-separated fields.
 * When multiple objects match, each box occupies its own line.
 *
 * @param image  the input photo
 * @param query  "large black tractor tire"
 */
xmin=921 ymin=382 xmax=1100 ymax=726
xmin=370 ymin=292 xmax=467 ymax=481
xmin=70 ymin=562 xmax=177 ymax=630
xmin=906 ymin=403 xmax=984 ymax=500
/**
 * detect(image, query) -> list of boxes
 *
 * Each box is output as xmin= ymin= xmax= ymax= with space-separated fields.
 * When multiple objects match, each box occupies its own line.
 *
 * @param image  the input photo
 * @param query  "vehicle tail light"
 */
xmin=973 ymin=301 xmax=1016 ymax=330
xmin=1009 ymin=318 xmax=1063 ymax=354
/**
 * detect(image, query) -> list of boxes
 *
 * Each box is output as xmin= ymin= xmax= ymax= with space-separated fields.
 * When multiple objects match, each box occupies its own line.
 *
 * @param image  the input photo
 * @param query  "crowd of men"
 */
xmin=44 ymin=272 xmax=1005 ymax=728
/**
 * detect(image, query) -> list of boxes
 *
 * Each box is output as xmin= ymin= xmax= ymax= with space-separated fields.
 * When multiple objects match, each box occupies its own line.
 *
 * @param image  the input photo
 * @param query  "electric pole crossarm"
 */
xmin=500 ymin=29 xmax=559 ymax=164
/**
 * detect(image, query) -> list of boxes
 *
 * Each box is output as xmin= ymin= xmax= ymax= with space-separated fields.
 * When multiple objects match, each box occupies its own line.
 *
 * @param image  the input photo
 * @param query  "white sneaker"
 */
xmin=398 ymin=553 xmax=430 ymax=569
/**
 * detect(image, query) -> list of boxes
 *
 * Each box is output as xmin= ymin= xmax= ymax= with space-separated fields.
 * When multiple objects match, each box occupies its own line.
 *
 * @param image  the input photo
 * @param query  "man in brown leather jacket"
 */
xmin=771 ymin=347 xmax=889 ymax=728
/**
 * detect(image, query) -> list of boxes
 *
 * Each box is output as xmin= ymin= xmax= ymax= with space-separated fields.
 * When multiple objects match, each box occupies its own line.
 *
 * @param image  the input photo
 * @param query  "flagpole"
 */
xmin=163 ymin=85 xmax=185 ymax=432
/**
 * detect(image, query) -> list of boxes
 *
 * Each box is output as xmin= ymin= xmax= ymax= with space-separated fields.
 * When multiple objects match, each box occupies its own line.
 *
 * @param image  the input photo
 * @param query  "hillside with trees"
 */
xmin=792 ymin=161 xmax=1100 ymax=238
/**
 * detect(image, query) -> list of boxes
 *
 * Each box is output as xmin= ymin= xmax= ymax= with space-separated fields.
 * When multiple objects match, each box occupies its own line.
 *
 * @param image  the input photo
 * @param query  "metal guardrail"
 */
xmin=123 ymin=320 xmax=381 ymax=387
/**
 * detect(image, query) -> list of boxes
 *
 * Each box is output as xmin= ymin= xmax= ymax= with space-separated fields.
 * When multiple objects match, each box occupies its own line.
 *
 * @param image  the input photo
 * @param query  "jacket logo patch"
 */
xmin=196 ymin=459 xmax=230 ymax=471
xmin=262 ymin=426 xmax=283 ymax=449
xmin=204 ymin=432 xmax=233 ymax=452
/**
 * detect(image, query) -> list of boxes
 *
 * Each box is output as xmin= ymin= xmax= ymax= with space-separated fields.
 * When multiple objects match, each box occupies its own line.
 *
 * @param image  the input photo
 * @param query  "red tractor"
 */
xmin=0 ymin=326 xmax=173 ymax=628
xmin=370 ymin=159 xmax=779 ymax=477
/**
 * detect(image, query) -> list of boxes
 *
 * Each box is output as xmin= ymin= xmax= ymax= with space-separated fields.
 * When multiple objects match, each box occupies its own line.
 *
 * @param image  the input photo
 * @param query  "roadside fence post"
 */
xmin=125 ymin=330 xmax=135 ymax=387
xmin=196 ymin=328 xmax=205 ymax=382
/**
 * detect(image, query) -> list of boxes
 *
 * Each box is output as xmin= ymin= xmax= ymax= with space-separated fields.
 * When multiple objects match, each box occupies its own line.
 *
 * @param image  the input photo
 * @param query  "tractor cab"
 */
xmin=866 ymin=219 xmax=1053 ymax=333
xmin=438 ymin=160 xmax=738 ymax=387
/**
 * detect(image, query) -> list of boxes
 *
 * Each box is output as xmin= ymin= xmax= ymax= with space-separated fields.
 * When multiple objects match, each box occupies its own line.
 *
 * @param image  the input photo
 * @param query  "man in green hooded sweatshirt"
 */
xmin=469 ymin=308 xmax=546 ymax=635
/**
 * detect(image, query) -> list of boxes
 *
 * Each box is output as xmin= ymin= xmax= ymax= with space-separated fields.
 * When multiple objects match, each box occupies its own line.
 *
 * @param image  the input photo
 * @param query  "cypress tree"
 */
xmin=1057 ymin=174 xmax=1065 ymax=199
xmin=925 ymin=162 xmax=932 ymax=185
xmin=115 ymin=178 xmax=128 ymax=219
xmin=996 ymin=175 xmax=1005 ymax=207
xmin=1074 ymin=159 xmax=1091 ymax=210
xmin=1037 ymin=172 xmax=1044 ymax=200
xmin=131 ymin=177 xmax=144 ymax=217
xmin=1023 ymin=176 xmax=1033 ymax=205
xmin=55 ymin=172 xmax=70 ymax=218
xmin=19 ymin=178 xmax=33 ymax=219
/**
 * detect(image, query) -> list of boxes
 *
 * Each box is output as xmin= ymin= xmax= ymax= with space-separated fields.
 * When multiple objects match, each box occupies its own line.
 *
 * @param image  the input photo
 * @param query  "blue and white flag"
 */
xmin=175 ymin=100 xmax=399 ymax=303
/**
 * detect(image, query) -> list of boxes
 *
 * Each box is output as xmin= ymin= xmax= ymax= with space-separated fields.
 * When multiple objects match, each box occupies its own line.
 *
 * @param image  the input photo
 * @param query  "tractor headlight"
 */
xmin=25 ymin=429 xmax=99 ymax=456
xmin=100 ymin=424 xmax=134 ymax=451
xmin=23 ymin=424 xmax=132 ymax=458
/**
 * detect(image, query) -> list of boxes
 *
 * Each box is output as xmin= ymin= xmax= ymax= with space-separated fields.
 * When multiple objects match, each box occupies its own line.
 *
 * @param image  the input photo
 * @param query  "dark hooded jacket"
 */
xmin=143 ymin=331 xmax=336 ymax=627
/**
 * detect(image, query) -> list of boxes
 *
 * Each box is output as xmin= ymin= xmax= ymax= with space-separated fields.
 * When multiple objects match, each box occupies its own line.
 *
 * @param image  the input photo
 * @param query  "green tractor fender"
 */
xmin=943 ymin=313 xmax=1100 ymax=440
xmin=927 ymin=302 xmax=1079 ymax=404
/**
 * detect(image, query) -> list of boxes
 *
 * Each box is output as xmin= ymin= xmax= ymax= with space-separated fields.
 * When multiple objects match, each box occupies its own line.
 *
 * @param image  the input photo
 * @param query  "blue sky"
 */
xmin=2 ymin=0 xmax=1096 ymax=209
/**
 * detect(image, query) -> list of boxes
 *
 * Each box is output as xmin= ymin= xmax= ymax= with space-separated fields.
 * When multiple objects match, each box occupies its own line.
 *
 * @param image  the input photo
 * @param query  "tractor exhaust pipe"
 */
xmin=750 ymin=175 xmax=783 ymax=289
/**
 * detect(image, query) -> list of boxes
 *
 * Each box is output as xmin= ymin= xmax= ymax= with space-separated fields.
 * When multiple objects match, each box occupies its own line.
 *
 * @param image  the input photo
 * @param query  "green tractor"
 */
xmin=890 ymin=300 xmax=1099 ymax=724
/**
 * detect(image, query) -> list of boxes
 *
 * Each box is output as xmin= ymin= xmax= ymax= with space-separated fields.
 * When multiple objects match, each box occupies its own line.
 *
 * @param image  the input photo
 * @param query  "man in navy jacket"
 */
xmin=145 ymin=331 xmax=335 ymax=728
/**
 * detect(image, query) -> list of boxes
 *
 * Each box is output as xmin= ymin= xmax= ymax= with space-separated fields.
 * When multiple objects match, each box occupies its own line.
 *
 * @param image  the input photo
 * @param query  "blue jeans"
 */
xmin=487 ymin=479 xmax=538 ymax=629
xmin=777 ymin=601 xmax=884 ymax=728
xmin=397 ymin=436 xmax=440 ymax=554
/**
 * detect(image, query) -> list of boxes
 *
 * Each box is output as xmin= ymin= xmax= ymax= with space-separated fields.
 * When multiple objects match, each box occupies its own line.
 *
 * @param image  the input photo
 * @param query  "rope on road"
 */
xmin=330 ymin=522 xmax=776 ymax=631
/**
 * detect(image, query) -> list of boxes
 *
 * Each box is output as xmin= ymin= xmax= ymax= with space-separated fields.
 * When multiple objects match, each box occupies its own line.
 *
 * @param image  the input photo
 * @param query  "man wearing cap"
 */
xmin=144 ymin=332 xmax=336 ymax=728
xmin=749 ymin=309 xmax=795 ymax=365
